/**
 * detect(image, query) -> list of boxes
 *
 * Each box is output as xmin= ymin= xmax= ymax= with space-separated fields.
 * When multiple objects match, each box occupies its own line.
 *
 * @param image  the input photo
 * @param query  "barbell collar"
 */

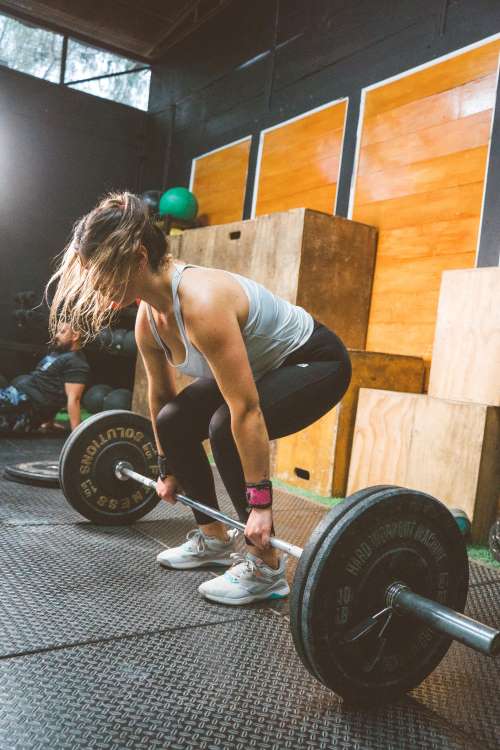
xmin=386 ymin=582 xmax=500 ymax=657
xmin=114 ymin=461 xmax=304 ymax=559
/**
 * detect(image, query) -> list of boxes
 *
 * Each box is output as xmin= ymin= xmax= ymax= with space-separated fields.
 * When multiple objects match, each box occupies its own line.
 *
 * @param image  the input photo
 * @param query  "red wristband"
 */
xmin=246 ymin=480 xmax=273 ymax=510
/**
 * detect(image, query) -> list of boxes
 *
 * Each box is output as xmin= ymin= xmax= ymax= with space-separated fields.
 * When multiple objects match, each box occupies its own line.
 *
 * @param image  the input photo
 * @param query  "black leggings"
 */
xmin=156 ymin=319 xmax=352 ymax=525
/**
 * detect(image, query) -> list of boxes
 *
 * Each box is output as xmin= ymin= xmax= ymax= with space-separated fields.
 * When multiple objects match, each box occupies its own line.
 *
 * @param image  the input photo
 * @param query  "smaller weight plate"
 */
xmin=59 ymin=410 xmax=160 ymax=525
xmin=489 ymin=520 xmax=500 ymax=563
xmin=299 ymin=487 xmax=469 ymax=704
xmin=4 ymin=460 xmax=60 ymax=488
xmin=449 ymin=508 xmax=472 ymax=538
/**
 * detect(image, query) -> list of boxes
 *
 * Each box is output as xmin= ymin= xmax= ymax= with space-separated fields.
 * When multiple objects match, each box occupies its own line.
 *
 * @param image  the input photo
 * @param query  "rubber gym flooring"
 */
xmin=0 ymin=436 xmax=499 ymax=750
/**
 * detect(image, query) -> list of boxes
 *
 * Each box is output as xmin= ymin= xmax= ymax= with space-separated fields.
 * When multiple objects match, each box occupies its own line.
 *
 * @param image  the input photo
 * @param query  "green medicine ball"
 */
xmin=158 ymin=187 xmax=198 ymax=221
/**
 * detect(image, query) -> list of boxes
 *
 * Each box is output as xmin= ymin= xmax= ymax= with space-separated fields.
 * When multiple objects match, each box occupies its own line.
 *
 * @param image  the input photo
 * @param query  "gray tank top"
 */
xmin=146 ymin=263 xmax=314 ymax=381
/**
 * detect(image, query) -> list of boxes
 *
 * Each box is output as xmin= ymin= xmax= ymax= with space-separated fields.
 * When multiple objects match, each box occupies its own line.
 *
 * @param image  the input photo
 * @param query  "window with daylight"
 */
xmin=0 ymin=13 xmax=63 ymax=83
xmin=0 ymin=13 xmax=151 ymax=110
xmin=64 ymin=39 xmax=151 ymax=110
xmin=64 ymin=39 xmax=140 ymax=81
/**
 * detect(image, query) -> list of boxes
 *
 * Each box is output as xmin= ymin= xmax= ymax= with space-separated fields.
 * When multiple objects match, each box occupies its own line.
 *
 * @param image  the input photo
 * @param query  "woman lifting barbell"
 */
xmin=47 ymin=192 xmax=352 ymax=605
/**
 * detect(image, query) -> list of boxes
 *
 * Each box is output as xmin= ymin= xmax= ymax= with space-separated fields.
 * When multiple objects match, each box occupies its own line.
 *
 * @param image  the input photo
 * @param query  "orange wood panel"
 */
xmin=263 ymin=102 xmax=346 ymax=147
xmin=377 ymin=218 xmax=480 ymax=259
xmin=355 ymin=182 xmax=485 ymax=231
xmin=352 ymin=40 xmax=499 ymax=366
xmin=357 ymin=110 xmax=491 ymax=175
xmin=370 ymin=252 xmax=475 ymax=311
xmin=191 ymin=138 xmax=251 ymax=225
xmin=362 ymin=73 xmax=497 ymax=147
xmin=256 ymin=183 xmax=339 ymax=216
xmin=365 ymin=250 xmax=476 ymax=361
xmin=356 ymin=147 xmax=488 ymax=205
xmin=364 ymin=41 xmax=500 ymax=118
xmin=258 ymin=154 xmax=342 ymax=199
xmin=255 ymin=100 xmax=347 ymax=216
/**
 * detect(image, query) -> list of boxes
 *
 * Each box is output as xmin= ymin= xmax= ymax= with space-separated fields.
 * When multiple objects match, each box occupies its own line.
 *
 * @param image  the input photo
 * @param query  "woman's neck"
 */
xmin=138 ymin=260 xmax=179 ymax=316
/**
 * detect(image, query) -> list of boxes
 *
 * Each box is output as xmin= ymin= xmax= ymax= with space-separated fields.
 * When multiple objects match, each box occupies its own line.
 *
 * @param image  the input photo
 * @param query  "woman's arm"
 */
xmin=186 ymin=295 xmax=270 ymax=482
xmin=186 ymin=292 xmax=274 ymax=548
xmin=135 ymin=303 xmax=177 ymax=457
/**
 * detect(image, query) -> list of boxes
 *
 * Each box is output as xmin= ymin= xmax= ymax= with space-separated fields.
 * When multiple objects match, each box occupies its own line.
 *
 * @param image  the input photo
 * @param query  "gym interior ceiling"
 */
xmin=0 ymin=0 xmax=233 ymax=61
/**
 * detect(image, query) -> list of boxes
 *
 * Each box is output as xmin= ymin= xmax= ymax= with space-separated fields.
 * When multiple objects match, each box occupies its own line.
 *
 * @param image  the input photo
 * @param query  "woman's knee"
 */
xmin=208 ymin=406 xmax=232 ymax=448
xmin=156 ymin=397 xmax=193 ymax=447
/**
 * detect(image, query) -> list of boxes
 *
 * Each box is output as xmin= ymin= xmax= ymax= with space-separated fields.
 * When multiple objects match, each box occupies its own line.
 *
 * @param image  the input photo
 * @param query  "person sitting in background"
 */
xmin=0 ymin=323 xmax=90 ymax=435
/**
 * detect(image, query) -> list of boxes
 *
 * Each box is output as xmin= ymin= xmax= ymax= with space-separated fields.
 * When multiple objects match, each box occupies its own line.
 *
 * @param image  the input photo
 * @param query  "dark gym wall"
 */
xmin=149 ymin=0 xmax=500 ymax=267
xmin=0 ymin=65 xmax=165 ymax=343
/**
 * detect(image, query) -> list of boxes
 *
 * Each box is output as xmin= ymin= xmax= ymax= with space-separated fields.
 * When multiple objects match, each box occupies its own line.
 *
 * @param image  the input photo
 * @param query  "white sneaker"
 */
xmin=157 ymin=528 xmax=238 ymax=570
xmin=197 ymin=552 xmax=290 ymax=605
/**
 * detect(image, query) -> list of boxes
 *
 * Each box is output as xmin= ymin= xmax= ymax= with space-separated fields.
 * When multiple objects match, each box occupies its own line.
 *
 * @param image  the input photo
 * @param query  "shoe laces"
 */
xmin=184 ymin=529 xmax=207 ymax=553
xmin=228 ymin=552 xmax=259 ymax=579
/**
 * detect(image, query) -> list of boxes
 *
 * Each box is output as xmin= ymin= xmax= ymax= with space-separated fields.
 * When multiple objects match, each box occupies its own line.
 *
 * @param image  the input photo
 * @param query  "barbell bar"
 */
xmin=115 ymin=460 xmax=303 ymax=558
xmin=115 ymin=459 xmax=499 ymax=658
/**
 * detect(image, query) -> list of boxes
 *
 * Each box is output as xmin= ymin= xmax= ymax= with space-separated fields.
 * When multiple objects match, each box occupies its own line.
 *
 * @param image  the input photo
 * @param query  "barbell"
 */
xmin=59 ymin=410 xmax=500 ymax=705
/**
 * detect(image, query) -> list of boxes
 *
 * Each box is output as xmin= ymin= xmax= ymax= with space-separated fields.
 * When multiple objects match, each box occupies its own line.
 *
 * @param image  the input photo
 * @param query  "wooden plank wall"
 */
xmin=351 ymin=41 xmax=500 ymax=376
xmin=190 ymin=138 xmax=251 ymax=225
xmin=254 ymin=100 xmax=348 ymax=217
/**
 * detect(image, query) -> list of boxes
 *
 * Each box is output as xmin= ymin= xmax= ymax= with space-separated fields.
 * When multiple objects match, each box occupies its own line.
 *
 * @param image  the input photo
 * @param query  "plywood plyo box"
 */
xmin=428 ymin=267 xmax=500 ymax=406
xmin=348 ymin=388 xmax=500 ymax=543
xmin=167 ymin=208 xmax=377 ymax=349
xmin=273 ymin=351 xmax=425 ymax=498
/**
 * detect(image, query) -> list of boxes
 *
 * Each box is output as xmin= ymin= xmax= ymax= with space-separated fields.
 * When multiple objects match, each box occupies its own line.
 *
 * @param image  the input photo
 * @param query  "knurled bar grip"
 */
xmin=115 ymin=461 xmax=304 ymax=559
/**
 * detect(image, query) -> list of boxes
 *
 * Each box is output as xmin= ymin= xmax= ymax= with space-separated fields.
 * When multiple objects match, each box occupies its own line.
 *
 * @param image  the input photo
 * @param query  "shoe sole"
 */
xmin=200 ymin=585 xmax=290 ymax=605
xmin=157 ymin=557 xmax=234 ymax=570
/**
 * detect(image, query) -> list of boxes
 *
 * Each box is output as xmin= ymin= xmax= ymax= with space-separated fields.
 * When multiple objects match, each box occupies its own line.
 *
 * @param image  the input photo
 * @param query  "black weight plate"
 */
xmin=59 ymin=410 xmax=160 ymax=525
xmin=489 ymin=520 xmax=500 ymax=563
xmin=300 ymin=487 xmax=469 ymax=704
xmin=290 ymin=485 xmax=396 ymax=676
xmin=4 ymin=460 xmax=60 ymax=488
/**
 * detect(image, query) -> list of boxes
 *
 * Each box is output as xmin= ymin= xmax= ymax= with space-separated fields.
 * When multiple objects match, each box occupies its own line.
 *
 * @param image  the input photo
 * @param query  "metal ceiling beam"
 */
xmin=0 ymin=0 xmax=234 ymax=63
xmin=148 ymin=0 xmax=233 ymax=60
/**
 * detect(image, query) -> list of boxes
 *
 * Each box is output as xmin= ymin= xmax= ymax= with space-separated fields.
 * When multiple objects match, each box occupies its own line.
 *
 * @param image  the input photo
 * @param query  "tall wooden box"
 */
xmin=273 ymin=351 xmax=425 ymax=498
xmin=348 ymin=388 xmax=500 ymax=543
xmin=429 ymin=267 xmax=500 ymax=406
xmin=167 ymin=208 xmax=377 ymax=348
xmin=133 ymin=208 xmax=377 ymax=416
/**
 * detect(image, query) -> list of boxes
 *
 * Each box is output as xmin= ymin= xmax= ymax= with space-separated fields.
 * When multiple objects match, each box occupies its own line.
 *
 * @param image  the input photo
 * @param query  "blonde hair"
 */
xmin=45 ymin=191 xmax=172 ymax=346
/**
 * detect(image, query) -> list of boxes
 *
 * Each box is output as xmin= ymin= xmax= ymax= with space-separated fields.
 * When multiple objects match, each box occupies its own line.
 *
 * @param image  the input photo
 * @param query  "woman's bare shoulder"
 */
xmin=181 ymin=264 xmax=239 ymax=303
xmin=135 ymin=300 xmax=160 ymax=351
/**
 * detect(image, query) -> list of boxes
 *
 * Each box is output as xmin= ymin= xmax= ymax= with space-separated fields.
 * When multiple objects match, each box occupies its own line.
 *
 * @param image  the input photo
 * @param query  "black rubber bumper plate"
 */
xmin=4 ymin=460 xmax=60 ymax=488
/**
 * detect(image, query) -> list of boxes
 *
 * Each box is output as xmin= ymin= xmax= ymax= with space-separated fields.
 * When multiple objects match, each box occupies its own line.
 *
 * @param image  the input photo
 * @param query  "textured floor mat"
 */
xmin=0 ymin=523 xmax=249 ymax=657
xmin=0 ymin=617 xmax=481 ymax=750
xmin=468 ymin=562 xmax=500 ymax=586
xmin=414 ymin=583 xmax=500 ymax=750
xmin=0 ymin=438 xmax=498 ymax=750
xmin=0 ymin=436 xmax=65 ymax=469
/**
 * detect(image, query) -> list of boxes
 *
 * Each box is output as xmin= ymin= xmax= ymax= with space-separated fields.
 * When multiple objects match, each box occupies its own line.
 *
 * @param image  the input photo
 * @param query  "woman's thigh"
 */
xmin=161 ymin=321 xmax=351 ymax=445
xmin=157 ymin=377 xmax=224 ymax=444
xmin=257 ymin=360 xmax=348 ymax=439
xmin=257 ymin=322 xmax=352 ymax=439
